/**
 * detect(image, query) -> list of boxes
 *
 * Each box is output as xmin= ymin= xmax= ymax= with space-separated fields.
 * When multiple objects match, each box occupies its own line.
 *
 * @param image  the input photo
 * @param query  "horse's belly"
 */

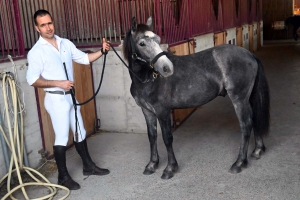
xmin=171 ymin=88 xmax=219 ymax=109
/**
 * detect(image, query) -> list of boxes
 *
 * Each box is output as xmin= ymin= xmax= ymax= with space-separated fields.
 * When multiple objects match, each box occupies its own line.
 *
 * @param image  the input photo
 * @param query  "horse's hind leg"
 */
xmin=158 ymin=111 xmax=178 ymax=179
xmin=251 ymin=132 xmax=266 ymax=159
xmin=229 ymin=100 xmax=253 ymax=174
xmin=142 ymin=108 xmax=160 ymax=175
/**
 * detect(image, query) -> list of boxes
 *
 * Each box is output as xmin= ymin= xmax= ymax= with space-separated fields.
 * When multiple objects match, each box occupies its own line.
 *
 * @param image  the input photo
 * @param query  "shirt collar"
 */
xmin=38 ymin=34 xmax=62 ymax=45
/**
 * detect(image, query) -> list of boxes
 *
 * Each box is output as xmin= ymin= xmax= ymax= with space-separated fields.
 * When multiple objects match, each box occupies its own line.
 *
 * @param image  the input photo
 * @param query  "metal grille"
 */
xmin=0 ymin=0 xmax=262 ymax=63
xmin=0 ymin=0 xmax=25 ymax=62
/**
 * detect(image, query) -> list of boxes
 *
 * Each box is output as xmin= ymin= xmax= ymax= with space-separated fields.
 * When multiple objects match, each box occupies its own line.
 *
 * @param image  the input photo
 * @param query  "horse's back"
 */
xmin=169 ymin=44 xmax=259 ymax=101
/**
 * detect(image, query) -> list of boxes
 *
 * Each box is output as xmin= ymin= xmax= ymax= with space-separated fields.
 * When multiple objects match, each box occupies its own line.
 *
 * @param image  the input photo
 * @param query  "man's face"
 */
xmin=35 ymin=14 xmax=55 ymax=39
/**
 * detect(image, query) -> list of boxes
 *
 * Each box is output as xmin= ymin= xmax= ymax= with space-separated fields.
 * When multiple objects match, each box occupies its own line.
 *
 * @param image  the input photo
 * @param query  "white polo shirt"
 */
xmin=26 ymin=35 xmax=89 ymax=91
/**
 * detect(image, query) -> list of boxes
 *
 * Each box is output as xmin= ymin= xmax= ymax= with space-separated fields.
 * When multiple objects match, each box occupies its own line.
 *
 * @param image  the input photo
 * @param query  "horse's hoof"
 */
xmin=251 ymin=146 xmax=266 ymax=160
xmin=228 ymin=165 xmax=242 ymax=174
xmin=143 ymin=168 xmax=155 ymax=175
xmin=161 ymin=164 xmax=178 ymax=179
xmin=143 ymin=162 xmax=159 ymax=175
xmin=228 ymin=160 xmax=247 ymax=174
xmin=161 ymin=171 xmax=174 ymax=179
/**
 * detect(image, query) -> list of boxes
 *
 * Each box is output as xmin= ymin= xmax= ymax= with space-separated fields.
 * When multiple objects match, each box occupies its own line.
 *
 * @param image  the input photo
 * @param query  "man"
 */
xmin=26 ymin=9 xmax=110 ymax=190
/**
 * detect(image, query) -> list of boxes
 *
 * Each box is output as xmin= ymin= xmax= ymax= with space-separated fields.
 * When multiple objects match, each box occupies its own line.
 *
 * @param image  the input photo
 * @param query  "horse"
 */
xmin=285 ymin=15 xmax=300 ymax=41
xmin=122 ymin=16 xmax=270 ymax=179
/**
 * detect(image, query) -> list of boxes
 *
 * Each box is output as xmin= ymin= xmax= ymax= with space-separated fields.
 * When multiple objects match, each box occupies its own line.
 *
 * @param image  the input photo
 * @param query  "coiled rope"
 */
xmin=0 ymin=72 xmax=70 ymax=200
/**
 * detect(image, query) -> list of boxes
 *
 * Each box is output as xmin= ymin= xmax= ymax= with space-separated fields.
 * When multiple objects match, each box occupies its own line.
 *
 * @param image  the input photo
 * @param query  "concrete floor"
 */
xmin=13 ymin=40 xmax=300 ymax=199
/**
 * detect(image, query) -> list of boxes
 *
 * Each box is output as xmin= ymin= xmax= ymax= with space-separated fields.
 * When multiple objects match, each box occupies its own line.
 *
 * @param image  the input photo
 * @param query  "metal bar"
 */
xmin=32 ymin=0 xmax=39 ymax=43
xmin=63 ymin=0 xmax=70 ymax=39
xmin=101 ymin=0 xmax=107 ymax=39
xmin=41 ymin=0 xmax=45 ymax=9
xmin=13 ymin=0 xmax=25 ymax=56
xmin=121 ymin=0 xmax=126 ymax=34
xmin=188 ymin=0 xmax=193 ymax=39
xmin=111 ymin=0 xmax=117 ymax=42
xmin=0 ymin=0 xmax=5 ymax=58
xmin=117 ymin=0 xmax=123 ymax=41
xmin=147 ymin=0 xmax=151 ymax=18
xmin=49 ymin=0 xmax=54 ymax=21
xmin=46 ymin=0 xmax=51 ymax=12
xmin=53 ymin=0 xmax=61 ymax=36
xmin=20 ymin=0 xmax=28 ymax=48
xmin=95 ymin=0 xmax=102 ymax=40
xmin=90 ymin=0 xmax=96 ymax=42
xmin=126 ymin=0 xmax=130 ymax=29
xmin=103 ymin=0 xmax=110 ymax=41
xmin=166 ymin=1 xmax=173 ymax=44
xmin=70 ymin=0 xmax=75 ymax=40
xmin=137 ymin=0 xmax=141 ymax=23
xmin=142 ymin=0 xmax=145 ymax=22
xmin=5 ymin=0 xmax=13 ymax=56
xmin=86 ymin=0 xmax=92 ymax=43
xmin=4 ymin=0 xmax=12 ymax=55
xmin=162 ymin=0 xmax=168 ymax=43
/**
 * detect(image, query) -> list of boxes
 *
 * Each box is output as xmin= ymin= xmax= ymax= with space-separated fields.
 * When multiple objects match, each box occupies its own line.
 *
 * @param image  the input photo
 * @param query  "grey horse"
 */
xmin=123 ymin=17 xmax=270 ymax=179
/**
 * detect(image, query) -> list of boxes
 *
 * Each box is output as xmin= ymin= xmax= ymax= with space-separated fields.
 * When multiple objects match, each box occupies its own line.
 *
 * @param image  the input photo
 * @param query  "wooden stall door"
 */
xmin=249 ymin=24 xmax=254 ymax=52
xmin=36 ymin=62 xmax=97 ymax=157
xmin=169 ymin=41 xmax=197 ymax=130
xmin=214 ymin=32 xmax=226 ymax=46
xmin=236 ymin=27 xmax=243 ymax=47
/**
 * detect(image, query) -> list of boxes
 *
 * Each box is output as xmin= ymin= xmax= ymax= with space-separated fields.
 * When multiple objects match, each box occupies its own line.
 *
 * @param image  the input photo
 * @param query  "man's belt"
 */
xmin=46 ymin=90 xmax=71 ymax=95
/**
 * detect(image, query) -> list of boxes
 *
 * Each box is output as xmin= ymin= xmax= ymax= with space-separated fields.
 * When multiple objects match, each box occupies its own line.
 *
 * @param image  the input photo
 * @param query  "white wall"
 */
xmin=225 ymin=28 xmax=237 ymax=45
xmin=194 ymin=33 xmax=214 ymax=53
xmin=253 ymin=22 xmax=258 ymax=52
xmin=89 ymin=47 xmax=147 ymax=134
xmin=242 ymin=24 xmax=250 ymax=50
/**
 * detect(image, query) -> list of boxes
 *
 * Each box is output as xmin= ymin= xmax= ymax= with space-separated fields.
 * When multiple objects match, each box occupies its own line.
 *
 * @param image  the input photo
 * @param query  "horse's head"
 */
xmin=123 ymin=17 xmax=174 ymax=78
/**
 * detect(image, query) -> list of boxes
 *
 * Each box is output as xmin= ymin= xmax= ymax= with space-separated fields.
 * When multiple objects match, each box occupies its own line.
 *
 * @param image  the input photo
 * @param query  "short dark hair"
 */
xmin=33 ymin=9 xmax=52 ymax=25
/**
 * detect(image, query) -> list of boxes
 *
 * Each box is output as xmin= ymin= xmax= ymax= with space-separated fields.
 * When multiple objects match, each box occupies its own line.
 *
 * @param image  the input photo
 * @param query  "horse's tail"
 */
xmin=250 ymin=56 xmax=270 ymax=136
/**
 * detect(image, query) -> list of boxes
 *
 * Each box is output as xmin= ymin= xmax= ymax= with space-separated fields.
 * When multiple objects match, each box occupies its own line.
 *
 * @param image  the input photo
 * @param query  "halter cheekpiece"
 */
xmin=130 ymin=35 xmax=167 ymax=80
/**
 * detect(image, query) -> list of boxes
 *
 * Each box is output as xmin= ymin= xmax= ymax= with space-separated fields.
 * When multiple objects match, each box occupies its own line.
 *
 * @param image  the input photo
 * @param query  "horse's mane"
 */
xmin=123 ymin=23 xmax=152 ymax=62
xmin=123 ymin=30 xmax=132 ymax=62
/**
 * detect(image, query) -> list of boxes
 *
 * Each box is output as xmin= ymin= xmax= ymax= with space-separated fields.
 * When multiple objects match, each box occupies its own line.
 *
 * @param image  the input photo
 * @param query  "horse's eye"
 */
xmin=139 ymin=42 xmax=145 ymax=46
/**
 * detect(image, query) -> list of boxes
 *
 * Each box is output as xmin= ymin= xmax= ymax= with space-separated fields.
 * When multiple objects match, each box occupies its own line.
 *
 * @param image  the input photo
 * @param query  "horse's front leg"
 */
xmin=158 ymin=111 xmax=178 ymax=179
xmin=142 ymin=108 xmax=160 ymax=175
xmin=229 ymin=101 xmax=252 ymax=174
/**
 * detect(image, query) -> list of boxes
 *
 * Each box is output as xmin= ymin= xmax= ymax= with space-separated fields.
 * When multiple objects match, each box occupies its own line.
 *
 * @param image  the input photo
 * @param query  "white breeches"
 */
xmin=44 ymin=92 xmax=86 ymax=146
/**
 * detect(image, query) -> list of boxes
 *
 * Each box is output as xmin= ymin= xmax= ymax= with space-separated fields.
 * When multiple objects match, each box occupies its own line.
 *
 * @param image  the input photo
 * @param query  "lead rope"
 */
xmin=62 ymin=49 xmax=108 ymax=144
xmin=63 ymin=62 xmax=79 ymax=142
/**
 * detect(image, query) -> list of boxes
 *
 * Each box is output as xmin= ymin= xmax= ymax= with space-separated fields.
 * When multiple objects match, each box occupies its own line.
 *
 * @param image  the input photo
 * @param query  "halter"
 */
xmin=130 ymin=35 xmax=168 ymax=80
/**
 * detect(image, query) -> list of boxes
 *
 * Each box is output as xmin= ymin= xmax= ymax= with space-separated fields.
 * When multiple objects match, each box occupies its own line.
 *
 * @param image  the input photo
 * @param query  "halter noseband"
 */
xmin=130 ymin=36 xmax=167 ymax=79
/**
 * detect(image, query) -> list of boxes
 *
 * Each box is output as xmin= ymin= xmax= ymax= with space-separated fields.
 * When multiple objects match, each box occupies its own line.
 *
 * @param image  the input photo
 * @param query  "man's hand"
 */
xmin=58 ymin=80 xmax=74 ymax=90
xmin=102 ymin=38 xmax=110 ymax=54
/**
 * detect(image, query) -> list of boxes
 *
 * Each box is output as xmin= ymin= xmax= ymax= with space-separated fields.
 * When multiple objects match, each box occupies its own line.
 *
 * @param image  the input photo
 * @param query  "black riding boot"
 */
xmin=53 ymin=146 xmax=80 ymax=190
xmin=74 ymin=139 xmax=110 ymax=176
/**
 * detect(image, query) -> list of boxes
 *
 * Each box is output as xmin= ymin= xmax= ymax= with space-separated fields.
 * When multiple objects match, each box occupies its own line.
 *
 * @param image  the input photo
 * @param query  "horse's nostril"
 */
xmin=163 ymin=66 xmax=168 ymax=72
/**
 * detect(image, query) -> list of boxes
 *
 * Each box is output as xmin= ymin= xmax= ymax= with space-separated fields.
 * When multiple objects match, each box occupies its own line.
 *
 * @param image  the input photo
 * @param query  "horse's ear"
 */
xmin=131 ymin=17 xmax=137 ymax=35
xmin=146 ymin=16 xmax=153 ymax=30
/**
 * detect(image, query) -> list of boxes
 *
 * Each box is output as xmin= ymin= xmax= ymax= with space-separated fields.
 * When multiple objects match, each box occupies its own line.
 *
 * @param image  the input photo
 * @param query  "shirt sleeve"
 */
xmin=26 ymin=50 xmax=43 ymax=86
xmin=67 ymin=39 xmax=90 ymax=65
